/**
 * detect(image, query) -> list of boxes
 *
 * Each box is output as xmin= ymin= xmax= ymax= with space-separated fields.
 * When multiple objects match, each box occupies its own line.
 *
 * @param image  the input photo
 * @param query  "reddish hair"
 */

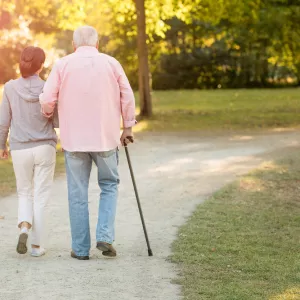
xmin=19 ymin=46 xmax=46 ymax=78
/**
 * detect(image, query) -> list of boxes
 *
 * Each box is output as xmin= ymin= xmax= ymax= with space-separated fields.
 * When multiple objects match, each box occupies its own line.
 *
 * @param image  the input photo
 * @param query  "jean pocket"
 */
xmin=98 ymin=149 xmax=117 ymax=158
xmin=65 ymin=151 xmax=84 ymax=159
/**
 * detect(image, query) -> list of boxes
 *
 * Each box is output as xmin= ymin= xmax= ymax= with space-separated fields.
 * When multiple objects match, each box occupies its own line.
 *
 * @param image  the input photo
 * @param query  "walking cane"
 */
xmin=124 ymin=137 xmax=153 ymax=257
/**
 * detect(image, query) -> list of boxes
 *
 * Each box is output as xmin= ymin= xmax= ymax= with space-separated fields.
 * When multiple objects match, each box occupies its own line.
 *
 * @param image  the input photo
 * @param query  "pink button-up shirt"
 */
xmin=40 ymin=46 xmax=136 ymax=152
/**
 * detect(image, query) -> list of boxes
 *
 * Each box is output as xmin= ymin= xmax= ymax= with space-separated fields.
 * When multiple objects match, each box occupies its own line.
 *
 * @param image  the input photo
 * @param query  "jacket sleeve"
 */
xmin=0 ymin=86 xmax=11 ymax=149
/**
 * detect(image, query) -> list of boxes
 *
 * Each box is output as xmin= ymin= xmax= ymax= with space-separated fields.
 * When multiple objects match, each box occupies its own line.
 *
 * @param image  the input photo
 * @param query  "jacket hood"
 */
xmin=11 ymin=76 xmax=44 ymax=103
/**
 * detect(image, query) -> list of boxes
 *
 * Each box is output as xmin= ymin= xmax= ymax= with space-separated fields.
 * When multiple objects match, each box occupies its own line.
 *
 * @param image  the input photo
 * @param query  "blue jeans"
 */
xmin=64 ymin=149 xmax=119 ymax=256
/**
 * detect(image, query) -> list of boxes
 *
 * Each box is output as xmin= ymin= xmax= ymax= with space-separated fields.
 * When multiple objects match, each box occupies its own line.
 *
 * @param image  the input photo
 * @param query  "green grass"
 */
xmin=2 ymin=85 xmax=300 ymax=132
xmin=135 ymin=89 xmax=300 ymax=131
xmin=0 ymin=158 xmax=16 ymax=197
xmin=171 ymin=151 xmax=300 ymax=300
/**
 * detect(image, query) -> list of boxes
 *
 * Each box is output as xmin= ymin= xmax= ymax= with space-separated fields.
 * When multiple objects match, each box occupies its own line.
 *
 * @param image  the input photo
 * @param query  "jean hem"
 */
xmin=73 ymin=251 xmax=90 ymax=256
xmin=97 ymin=239 xmax=113 ymax=245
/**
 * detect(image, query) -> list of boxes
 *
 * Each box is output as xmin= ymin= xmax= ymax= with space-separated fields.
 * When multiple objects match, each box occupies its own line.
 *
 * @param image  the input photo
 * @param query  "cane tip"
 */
xmin=148 ymin=249 xmax=153 ymax=256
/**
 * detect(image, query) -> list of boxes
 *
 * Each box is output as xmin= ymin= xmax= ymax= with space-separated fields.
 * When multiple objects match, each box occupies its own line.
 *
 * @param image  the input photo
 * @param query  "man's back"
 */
xmin=41 ymin=46 xmax=136 ymax=152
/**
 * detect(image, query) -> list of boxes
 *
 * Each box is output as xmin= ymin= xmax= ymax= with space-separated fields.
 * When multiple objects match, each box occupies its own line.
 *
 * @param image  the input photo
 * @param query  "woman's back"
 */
xmin=0 ymin=46 xmax=57 ymax=258
xmin=0 ymin=75 xmax=57 ymax=151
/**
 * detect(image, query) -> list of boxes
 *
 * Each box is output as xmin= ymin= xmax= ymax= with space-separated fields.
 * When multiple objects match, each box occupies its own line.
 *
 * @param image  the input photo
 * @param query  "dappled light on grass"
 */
xmin=238 ymin=176 xmax=265 ymax=192
xmin=250 ymin=161 xmax=288 ymax=181
xmin=270 ymin=288 xmax=300 ymax=300
xmin=259 ymin=161 xmax=287 ymax=172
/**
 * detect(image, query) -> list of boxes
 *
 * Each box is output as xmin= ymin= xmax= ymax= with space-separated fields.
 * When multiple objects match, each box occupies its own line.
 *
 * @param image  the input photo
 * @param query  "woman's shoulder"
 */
xmin=5 ymin=76 xmax=44 ymax=89
xmin=4 ymin=79 xmax=14 ymax=88
xmin=3 ymin=79 xmax=15 ymax=94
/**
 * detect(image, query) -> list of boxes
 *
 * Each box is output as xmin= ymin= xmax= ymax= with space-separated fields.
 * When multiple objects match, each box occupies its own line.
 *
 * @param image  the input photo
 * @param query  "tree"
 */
xmin=134 ymin=0 xmax=152 ymax=118
xmin=1 ymin=0 xmax=300 ymax=89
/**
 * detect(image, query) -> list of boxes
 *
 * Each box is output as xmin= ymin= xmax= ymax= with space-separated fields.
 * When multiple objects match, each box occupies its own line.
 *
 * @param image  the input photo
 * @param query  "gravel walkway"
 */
xmin=0 ymin=130 xmax=299 ymax=300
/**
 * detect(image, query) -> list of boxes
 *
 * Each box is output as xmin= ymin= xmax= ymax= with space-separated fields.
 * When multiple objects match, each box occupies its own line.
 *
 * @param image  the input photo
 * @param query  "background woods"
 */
xmin=1 ymin=0 xmax=300 ymax=90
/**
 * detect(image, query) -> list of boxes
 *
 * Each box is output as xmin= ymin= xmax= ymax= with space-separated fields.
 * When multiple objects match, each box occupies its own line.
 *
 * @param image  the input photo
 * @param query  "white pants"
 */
xmin=11 ymin=145 xmax=56 ymax=246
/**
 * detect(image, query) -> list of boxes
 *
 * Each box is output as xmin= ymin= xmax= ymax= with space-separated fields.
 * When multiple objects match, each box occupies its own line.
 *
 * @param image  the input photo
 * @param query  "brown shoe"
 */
xmin=71 ymin=251 xmax=89 ymax=260
xmin=96 ymin=242 xmax=117 ymax=257
xmin=16 ymin=233 xmax=28 ymax=254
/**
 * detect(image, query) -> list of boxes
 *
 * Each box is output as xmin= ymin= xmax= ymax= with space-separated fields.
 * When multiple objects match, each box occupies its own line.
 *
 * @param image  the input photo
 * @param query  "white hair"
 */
xmin=73 ymin=26 xmax=99 ymax=48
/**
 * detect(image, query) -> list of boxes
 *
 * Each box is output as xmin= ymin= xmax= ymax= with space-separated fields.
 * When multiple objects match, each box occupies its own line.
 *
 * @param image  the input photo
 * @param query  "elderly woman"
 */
xmin=0 ymin=46 xmax=58 ymax=257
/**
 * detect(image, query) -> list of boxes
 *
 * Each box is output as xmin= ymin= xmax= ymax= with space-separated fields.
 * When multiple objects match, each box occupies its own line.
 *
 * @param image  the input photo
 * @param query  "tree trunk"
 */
xmin=134 ymin=0 xmax=152 ymax=118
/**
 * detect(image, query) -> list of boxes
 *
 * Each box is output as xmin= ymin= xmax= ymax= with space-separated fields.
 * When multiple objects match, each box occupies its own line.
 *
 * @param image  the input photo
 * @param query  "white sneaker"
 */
xmin=31 ymin=247 xmax=46 ymax=257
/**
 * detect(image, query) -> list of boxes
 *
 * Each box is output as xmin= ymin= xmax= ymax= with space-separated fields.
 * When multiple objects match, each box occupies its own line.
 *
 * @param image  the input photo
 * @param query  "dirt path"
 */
xmin=0 ymin=130 xmax=299 ymax=300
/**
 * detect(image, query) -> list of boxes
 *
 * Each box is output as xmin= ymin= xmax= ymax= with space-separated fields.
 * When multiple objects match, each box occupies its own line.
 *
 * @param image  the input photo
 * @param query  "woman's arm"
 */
xmin=0 ymin=86 xmax=12 ymax=157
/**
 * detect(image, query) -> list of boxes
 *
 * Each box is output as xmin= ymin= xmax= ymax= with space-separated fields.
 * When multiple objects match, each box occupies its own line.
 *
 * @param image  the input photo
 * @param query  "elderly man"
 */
xmin=40 ymin=26 xmax=136 ymax=260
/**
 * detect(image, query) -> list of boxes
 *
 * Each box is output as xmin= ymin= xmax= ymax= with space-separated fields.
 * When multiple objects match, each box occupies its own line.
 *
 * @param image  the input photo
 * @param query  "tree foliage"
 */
xmin=0 ymin=0 xmax=300 ymax=89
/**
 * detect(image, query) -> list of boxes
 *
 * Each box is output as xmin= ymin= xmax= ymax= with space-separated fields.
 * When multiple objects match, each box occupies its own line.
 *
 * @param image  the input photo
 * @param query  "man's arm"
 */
xmin=39 ymin=62 xmax=61 ymax=117
xmin=114 ymin=60 xmax=137 ymax=129
xmin=52 ymin=104 xmax=59 ymax=129
xmin=114 ymin=60 xmax=137 ymax=145
xmin=0 ymin=86 xmax=11 ymax=159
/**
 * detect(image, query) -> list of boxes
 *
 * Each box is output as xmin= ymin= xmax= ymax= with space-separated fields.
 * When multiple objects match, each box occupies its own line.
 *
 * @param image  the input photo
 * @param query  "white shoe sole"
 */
xmin=31 ymin=250 xmax=46 ymax=257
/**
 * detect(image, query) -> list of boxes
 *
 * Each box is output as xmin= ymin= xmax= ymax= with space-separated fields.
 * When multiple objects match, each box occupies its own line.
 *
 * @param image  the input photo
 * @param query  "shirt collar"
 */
xmin=75 ymin=46 xmax=99 ymax=54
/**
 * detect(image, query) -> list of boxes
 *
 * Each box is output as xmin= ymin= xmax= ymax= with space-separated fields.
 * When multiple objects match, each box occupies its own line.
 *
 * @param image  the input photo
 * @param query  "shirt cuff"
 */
xmin=123 ymin=120 xmax=137 ymax=128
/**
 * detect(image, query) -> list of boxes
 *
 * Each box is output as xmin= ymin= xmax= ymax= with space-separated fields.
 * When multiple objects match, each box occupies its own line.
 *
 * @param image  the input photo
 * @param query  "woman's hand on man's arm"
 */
xmin=0 ymin=149 xmax=9 ymax=159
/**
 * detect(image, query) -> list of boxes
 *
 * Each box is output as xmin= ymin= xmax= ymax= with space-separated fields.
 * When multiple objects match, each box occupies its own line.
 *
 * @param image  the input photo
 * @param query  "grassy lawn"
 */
xmin=135 ymin=89 xmax=300 ymax=132
xmin=171 ymin=151 xmax=300 ymax=300
xmin=0 ymin=158 xmax=16 ymax=197
xmin=1 ymin=86 xmax=300 ymax=132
